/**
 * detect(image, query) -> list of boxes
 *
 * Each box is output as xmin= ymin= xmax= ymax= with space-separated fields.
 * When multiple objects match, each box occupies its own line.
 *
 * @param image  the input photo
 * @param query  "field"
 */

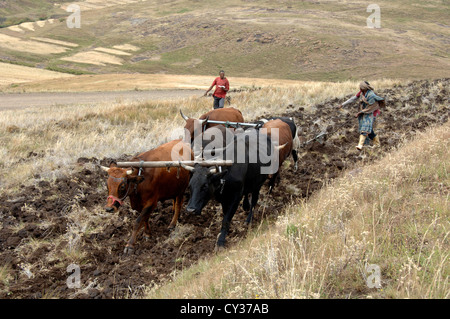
xmin=0 ymin=61 xmax=73 ymax=86
xmin=0 ymin=72 xmax=322 ymax=93
xmin=0 ymin=78 xmax=448 ymax=298
xmin=0 ymin=0 xmax=449 ymax=300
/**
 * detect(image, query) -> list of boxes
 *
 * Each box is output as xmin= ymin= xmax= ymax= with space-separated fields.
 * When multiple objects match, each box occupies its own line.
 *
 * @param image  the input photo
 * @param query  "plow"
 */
xmin=300 ymin=131 xmax=328 ymax=147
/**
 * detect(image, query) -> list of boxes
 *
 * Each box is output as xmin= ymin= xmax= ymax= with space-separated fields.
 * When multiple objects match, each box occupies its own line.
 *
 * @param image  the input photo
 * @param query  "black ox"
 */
xmin=181 ymin=126 xmax=282 ymax=248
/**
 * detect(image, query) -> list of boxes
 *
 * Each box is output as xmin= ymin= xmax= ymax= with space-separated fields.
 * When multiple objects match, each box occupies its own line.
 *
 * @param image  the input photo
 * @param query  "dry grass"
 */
xmin=31 ymin=37 xmax=79 ymax=48
xmin=2 ymin=73 xmax=310 ymax=92
xmin=0 ymin=264 xmax=13 ymax=294
xmin=0 ymin=34 xmax=68 ymax=55
xmin=18 ymin=22 xmax=35 ymax=32
xmin=94 ymin=48 xmax=132 ymax=56
xmin=60 ymin=51 xmax=125 ymax=66
xmin=59 ymin=0 xmax=141 ymax=11
xmin=112 ymin=44 xmax=140 ymax=52
xmin=1 ymin=73 xmax=400 ymax=93
xmin=0 ymin=62 xmax=74 ymax=86
xmin=146 ymin=122 xmax=449 ymax=299
xmin=7 ymin=25 xmax=25 ymax=33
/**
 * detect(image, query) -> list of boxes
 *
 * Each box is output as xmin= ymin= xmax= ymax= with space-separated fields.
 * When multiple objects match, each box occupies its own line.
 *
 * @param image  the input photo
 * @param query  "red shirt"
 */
xmin=212 ymin=77 xmax=229 ymax=98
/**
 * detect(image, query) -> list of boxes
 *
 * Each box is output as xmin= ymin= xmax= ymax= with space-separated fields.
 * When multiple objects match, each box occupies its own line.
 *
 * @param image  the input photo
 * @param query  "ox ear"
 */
xmin=128 ymin=174 xmax=145 ymax=184
xmin=275 ymin=142 xmax=288 ymax=150
xmin=199 ymin=115 xmax=209 ymax=125
xmin=210 ymin=169 xmax=227 ymax=182
xmin=109 ymin=161 xmax=118 ymax=168
xmin=179 ymin=161 xmax=195 ymax=172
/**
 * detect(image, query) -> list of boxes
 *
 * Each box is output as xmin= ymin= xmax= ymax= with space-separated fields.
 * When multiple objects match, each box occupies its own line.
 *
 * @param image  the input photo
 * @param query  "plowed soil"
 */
xmin=0 ymin=78 xmax=448 ymax=299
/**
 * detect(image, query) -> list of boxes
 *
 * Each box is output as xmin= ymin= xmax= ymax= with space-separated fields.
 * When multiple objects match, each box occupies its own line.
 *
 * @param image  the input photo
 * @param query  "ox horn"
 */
xmin=179 ymin=161 xmax=195 ymax=172
xmin=275 ymin=142 xmax=288 ymax=150
xmin=194 ymin=152 xmax=203 ymax=160
xmin=180 ymin=109 xmax=189 ymax=121
xmin=198 ymin=115 xmax=209 ymax=124
xmin=126 ymin=169 xmax=133 ymax=175
xmin=100 ymin=165 xmax=110 ymax=172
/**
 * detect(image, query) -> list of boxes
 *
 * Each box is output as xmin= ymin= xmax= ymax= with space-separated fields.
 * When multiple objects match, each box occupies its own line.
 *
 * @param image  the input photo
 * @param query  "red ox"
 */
xmin=180 ymin=107 xmax=244 ymax=141
xmin=262 ymin=119 xmax=293 ymax=193
xmin=101 ymin=139 xmax=192 ymax=254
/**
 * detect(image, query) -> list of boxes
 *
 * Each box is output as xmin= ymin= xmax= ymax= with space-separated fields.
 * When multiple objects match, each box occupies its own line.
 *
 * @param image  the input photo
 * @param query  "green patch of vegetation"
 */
xmin=285 ymin=224 xmax=299 ymax=238
xmin=0 ymin=17 xmax=33 ymax=28
xmin=0 ymin=58 xmax=35 ymax=68
xmin=45 ymin=65 xmax=92 ymax=75
xmin=0 ymin=0 xmax=70 ymax=27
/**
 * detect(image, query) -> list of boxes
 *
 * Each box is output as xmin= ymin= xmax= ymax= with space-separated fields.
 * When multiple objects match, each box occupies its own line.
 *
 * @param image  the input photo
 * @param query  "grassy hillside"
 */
xmin=0 ymin=0 xmax=449 ymax=82
xmin=146 ymin=121 xmax=449 ymax=299
xmin=0 ymin=0 xmax=71 ymax=27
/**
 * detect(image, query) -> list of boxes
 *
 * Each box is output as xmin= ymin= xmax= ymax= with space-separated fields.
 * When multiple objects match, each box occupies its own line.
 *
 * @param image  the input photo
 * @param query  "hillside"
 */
xmin=0 ymin=0 xmax=449 ymax=82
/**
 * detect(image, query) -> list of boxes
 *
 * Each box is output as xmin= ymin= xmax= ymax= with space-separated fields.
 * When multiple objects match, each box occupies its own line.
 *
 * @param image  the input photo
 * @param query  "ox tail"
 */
xmin=293 ymin=124 xmax=301 ymax=151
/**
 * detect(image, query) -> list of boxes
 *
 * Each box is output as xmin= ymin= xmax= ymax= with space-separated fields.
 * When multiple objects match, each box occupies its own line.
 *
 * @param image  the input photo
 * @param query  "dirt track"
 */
xmin=0 ymin=89 xmax=203 ymax=111
xmin=0 ymin=78 xmax=448 ymax=299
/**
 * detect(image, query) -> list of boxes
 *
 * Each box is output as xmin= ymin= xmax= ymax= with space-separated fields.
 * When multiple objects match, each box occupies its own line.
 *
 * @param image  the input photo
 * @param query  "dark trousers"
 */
xmin=213 ymin=95 xmax=225 ymax=109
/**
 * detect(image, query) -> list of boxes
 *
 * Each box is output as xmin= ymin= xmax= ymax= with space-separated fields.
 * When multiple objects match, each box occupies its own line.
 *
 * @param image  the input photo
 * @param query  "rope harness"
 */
xmin=107 ymin=180 xmax=132 ymax=207
xmin=219 ymin=178 xmax=226 ymax=195
xmin=134 ymin=160 xmax=144 ymax=193
xmin=107 ymin=162 xmax=144 ymax=207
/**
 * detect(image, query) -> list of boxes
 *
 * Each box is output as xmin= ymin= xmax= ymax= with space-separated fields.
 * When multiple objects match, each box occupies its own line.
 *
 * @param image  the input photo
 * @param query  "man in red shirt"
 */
xmin=204 ymin=70 xmax=229 ymax=109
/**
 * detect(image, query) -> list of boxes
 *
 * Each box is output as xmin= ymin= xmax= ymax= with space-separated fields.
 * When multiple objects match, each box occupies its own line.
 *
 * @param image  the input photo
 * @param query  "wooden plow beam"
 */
xmin=203 ymin=119 xmax=259 ymax=129
xmin=115 ymin=160 xmax=233 ymax=168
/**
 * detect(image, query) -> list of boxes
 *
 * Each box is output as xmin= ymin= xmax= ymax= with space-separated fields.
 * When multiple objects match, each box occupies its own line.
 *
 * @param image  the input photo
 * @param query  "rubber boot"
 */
xmin=356 ymin=135 xmax=366 ymax=150
xmin=372 ymin=135 xmax=380 ymax=147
